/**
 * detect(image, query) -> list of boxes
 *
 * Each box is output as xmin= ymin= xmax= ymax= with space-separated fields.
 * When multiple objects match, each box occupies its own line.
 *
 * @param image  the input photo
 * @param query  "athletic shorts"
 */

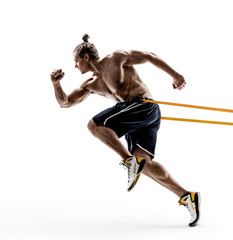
xmin=92 ymin=97 xmax=161 ymax=159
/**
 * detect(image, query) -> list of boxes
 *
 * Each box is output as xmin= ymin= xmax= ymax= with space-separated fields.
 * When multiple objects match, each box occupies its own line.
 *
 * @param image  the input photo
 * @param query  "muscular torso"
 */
xmin=82 ymin=55 xmax=153 ymax=102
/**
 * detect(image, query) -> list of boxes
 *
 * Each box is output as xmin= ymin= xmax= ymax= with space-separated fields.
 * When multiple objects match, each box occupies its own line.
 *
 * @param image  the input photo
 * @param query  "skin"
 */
xmin=51 ymin=50 xmax=187 ymax=197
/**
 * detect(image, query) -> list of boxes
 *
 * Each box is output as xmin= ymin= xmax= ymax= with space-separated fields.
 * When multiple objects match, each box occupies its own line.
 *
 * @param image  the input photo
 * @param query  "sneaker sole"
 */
xmin=189 ymin=192 xmax=201 ymax=227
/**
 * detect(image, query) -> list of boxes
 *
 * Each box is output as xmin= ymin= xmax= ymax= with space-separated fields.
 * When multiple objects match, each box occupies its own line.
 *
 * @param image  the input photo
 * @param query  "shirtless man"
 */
xmin=50 ymin=34 xmax=200 ymax=226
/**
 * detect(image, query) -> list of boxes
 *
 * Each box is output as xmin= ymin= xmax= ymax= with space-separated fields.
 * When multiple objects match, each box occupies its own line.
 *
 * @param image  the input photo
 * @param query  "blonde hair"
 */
xmin=73 ymin=34 xmax=100 ymax=60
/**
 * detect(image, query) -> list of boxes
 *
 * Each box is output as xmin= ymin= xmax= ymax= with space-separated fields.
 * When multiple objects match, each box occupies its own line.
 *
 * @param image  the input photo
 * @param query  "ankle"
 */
xmin=122 ymin=155 xmax=133 ymax=160
xmin=179 ymin=190 xmax=189 ymax=199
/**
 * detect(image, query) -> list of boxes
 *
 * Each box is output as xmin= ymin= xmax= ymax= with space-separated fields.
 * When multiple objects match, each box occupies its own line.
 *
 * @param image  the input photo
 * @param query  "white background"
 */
xmin=1 ymin=0 xmax=233 ymax=239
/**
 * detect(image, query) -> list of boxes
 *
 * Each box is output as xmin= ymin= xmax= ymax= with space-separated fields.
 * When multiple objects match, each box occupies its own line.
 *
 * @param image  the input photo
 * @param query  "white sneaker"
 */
xmin=178 ymin=192 xmax=201 ymax=226
xmin=120 ymin=156 xmax=146 ymax=192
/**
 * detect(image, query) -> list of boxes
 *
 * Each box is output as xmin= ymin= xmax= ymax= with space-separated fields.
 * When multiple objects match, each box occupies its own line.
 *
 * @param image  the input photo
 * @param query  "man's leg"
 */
xmin=88 ymin=119 xmax=186 ymax=198
xmin=133 ymin=147 xmax=187 ymax=198
xmin=88 ymin=119 xmax=131 ymax=159
xmin=88 ymin=119 xmax=146 ymax=191
xmin=88 ymin=118 xmax=200 ymax=226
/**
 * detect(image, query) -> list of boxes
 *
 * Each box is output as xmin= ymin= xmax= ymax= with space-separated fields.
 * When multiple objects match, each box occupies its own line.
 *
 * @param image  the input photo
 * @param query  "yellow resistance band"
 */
xmin=142 ymin=99 xmax=233 ymax=113
xmin=141 ymin=99 xmax=233 ymax=126
xmin=161 ymin=117 xmax=233 ymax=126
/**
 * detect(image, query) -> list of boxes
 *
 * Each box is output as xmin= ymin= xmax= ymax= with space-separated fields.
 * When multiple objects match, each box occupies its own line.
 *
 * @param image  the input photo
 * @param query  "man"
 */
xmin=51 ymin=34 xmax=200 ymax=226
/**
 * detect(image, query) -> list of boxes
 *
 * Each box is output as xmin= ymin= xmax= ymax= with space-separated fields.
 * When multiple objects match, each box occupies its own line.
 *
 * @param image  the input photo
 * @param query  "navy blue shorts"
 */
xmin=92 ymin=97 xmax=161 ymax=159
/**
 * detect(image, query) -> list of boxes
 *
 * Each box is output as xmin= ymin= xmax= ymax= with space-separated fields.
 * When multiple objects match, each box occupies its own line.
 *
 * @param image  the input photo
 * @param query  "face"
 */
xmin=73 ymin=52 xmax=90 ymax=74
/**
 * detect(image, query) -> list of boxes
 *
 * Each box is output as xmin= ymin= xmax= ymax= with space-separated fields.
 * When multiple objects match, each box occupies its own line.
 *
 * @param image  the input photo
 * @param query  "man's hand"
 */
xmin=172 ymin=74 xmax=186 ymax=90
xmin=51 ymin=69 xmax=65 ymax=83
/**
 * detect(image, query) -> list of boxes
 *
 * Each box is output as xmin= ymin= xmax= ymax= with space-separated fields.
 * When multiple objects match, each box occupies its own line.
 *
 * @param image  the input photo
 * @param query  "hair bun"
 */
xmin=82 ymin=34 xmax=90 ymax=43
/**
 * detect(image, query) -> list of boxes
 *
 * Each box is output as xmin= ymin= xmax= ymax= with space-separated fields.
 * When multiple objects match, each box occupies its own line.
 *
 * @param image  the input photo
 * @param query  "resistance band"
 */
xmin=161 ymin=117 xmax=233 ymax=126
xmin=141 ymin=99 xmax=233 ymax=126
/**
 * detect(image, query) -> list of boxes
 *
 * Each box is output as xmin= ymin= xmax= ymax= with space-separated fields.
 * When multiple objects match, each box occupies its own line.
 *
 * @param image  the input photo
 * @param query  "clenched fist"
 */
xmin=50 ymin=69 xmax=65 ymax=83
xmin=172 ymin=73 xmax=186 ymax=90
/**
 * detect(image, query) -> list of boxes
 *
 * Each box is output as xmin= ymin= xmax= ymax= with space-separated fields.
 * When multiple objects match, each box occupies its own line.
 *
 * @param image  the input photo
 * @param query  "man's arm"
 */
xmin=111 ymin=50 xmax=186 ymax=90
xmin=51 ymin=69 xmax=91 ymax=108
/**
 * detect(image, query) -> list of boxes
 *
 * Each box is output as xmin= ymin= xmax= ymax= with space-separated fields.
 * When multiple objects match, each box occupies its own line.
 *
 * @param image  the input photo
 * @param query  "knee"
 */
xmin=87 ymin=119 xmax=97 ymax=135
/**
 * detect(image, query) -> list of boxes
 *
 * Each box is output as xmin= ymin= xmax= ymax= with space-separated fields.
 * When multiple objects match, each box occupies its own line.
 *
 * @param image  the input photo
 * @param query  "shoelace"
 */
xmin=120 ymin=160 xmax=131 ymax=182
xmin=179 ymin=195 xmax=195 ymax=218
xmin=185 ymin=204 xmax=195 ymax=217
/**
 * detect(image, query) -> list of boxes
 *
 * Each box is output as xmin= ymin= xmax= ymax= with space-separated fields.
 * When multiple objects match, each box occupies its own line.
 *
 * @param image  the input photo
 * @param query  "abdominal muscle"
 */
xmin=91 ymin=77 xmax=152 ymax=102
xmin=91 ymin=70 xmax=153 ymax=102
xmin=115 ymin=80 xmax=152 ymax=102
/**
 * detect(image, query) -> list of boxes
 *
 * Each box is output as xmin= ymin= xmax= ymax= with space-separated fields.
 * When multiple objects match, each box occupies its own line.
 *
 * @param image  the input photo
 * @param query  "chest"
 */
xmin=86 ymin=76 xmax=113 ymax=97
xmin=86 ymin=66 xmax=140 ymax=100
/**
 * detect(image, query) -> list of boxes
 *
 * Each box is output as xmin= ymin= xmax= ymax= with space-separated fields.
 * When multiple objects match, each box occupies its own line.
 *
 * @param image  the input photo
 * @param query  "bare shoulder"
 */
xmin=111 ymin=50 xmax=148 ymax=58
xmin=107 ymin=50 xmax=128 ymax=63
xmin=107 ymin=50 xmax=151 ymax=66
xmin=80 ymin=76 xmax=103 ymax=93
xmin=81 ymin=77 xmax=95 ymax=88
xmin=112 ymin=50 xmax=128 ymax=57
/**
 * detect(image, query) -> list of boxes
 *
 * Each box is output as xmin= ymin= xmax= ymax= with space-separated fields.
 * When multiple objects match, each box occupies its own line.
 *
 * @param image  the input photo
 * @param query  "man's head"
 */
xmin=73 ymin=34 xmax=99 ymax=73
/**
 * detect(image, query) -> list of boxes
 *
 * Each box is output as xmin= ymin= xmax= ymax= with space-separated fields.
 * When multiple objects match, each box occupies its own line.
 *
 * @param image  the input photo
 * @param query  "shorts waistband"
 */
xmin=133 ymin=97 xmax=154 ymax=101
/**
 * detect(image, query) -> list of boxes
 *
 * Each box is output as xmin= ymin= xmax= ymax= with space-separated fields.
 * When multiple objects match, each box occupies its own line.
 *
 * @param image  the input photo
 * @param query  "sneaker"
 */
xmin=178 ymin=191 xmax=201 ymax=227
xmin=120 ymin=156 xmax=146 ymax=192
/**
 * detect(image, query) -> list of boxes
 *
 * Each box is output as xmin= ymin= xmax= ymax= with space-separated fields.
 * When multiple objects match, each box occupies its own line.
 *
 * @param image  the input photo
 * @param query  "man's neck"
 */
xmin=90 ymin=59 xmax=103 ymax=77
